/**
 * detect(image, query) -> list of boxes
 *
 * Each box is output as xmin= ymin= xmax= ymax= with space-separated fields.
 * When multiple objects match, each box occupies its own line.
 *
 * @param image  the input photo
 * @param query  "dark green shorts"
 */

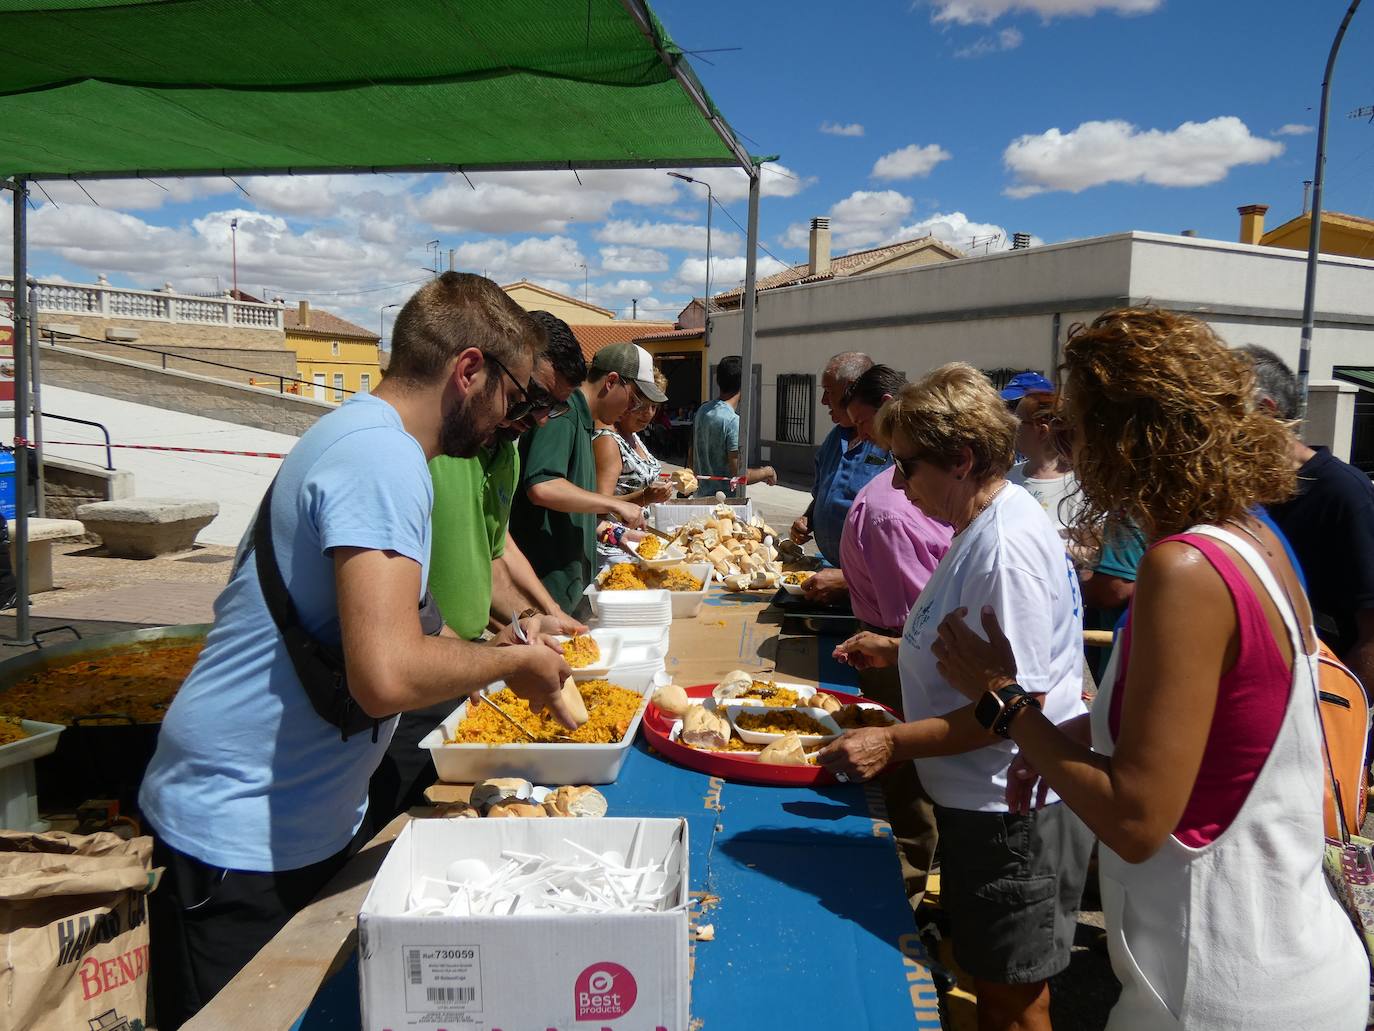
xmin=934 ymin=802 xmax=1093 ymax=984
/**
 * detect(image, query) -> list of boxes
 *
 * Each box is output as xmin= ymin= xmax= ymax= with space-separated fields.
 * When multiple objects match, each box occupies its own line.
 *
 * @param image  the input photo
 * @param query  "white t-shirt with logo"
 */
xmin=1007 ymin=463 xmax=1081 ymax=538
xmin=898 ymin=483 xmax=1086 ymax=811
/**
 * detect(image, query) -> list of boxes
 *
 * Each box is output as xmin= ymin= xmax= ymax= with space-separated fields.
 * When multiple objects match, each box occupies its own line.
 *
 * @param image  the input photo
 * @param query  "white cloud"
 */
xmin=780 ymin=189 xmax=917 ymax=250
xmin=27 ymin=177 xmax=235 ymax=211
xmin=598 ymin=245 xmax=670 ymax=273
xmin=452 ymin=235 xmax=586 ymax=283
xmin=598 ymin=278 xmax=656 ymax=298
xmin=954 ymin=26 xmax=1023 ymax=56
xmin=414 ymin=169 xmax=681 ymax=234
xmin=1273 ymin=123 xmax=1314 ymax=137
xmin=820 ymin=121 xmax=865 ymax=137
xmin=673 ymin=162 xmax=813 ymax=204
xmin=1003 ymin=116 xmax=1284 ymax=197
xmin=670 ymin=254 xmax=789 ymax=295
xmin=930 ymin=0 xmax=1160 ymax=25
xmin=872 ymin=143 xmax=953 ymax=181
xmin=885 ymin=211 xmax=1039 ymax=253
xmin=594 ymin=220 xmax=742 ymax=255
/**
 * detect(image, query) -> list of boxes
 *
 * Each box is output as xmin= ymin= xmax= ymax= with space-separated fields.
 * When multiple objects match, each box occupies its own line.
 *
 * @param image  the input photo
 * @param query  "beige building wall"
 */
xmin=36 ymin=313 xmax=286 ymax=350
xmin=504 ymin=282 xmax=617 ymax=325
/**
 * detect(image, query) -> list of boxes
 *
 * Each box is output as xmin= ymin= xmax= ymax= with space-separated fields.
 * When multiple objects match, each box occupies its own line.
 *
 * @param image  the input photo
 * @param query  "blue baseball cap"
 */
xmin=1000 ymin=371 xmax=1054 ymax=401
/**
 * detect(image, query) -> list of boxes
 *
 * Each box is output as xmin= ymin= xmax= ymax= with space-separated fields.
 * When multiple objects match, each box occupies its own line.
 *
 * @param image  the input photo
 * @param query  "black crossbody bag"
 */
xmin=248 ymin=478 xmax=444 ymax=742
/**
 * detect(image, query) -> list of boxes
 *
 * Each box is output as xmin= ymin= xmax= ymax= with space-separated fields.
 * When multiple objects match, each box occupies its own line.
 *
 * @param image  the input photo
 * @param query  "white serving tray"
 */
xmin=421 ymin=668 xmax=665 ymax=785
xmin=554 ymin=629 xmax=622 ymax=679
xmin=584 ymin=562 xmax=715 ymax=620
xmin=724 ymin=704 xmax=841 ymax=748
xmin=0 ymin=719 xmax=64 ymax=771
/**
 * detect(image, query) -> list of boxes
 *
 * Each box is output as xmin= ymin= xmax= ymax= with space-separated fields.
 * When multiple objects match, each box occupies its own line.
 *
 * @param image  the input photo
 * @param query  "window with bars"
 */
xmin=333 ymin=373 xmax=345 ymax=400
xmin=775 ymin=373 xmax=815 ymax=445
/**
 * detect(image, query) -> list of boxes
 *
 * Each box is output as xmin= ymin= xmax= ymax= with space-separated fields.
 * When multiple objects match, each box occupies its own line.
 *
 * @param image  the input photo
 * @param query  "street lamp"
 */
xmin=667 ymin=172 xmax=712 ymax=348
xmin=229 ymin=217 xmax=238 ymax=298
xmin=576 ymin=262 xmax=589 ymax=303
xmin=379 ymin=302 xmax=400 ymax=350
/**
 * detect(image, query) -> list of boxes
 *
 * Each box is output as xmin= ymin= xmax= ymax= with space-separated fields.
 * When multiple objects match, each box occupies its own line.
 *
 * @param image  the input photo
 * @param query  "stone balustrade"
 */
xmin=0 ymin=275 xmax=284 ymax=331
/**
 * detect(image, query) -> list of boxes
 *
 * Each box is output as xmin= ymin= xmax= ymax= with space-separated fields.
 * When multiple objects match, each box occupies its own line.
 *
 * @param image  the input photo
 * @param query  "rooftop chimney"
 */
xmin=808 ymin=217 xmax=832 ymax=277
xmin=1237 ymin=204 xmax=1269 ymax=246
xmin=297 ymin=299 xmax=311 ymax=328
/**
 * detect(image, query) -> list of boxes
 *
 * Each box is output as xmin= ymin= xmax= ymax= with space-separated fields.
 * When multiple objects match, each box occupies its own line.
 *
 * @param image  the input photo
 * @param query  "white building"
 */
xmin=708 ymin=231 xmax=1374 ymax=479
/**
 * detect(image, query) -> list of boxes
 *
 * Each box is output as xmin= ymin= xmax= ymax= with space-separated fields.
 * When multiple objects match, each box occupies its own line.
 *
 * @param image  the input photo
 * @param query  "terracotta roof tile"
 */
xmin=571 ymin=322 xmax=675 ymax=362
xmin=284 ymin=306 xmax=378 ymax=341
xmin=635 ymin=327 xmax=702 ymax=344
xmin=713 ymin=234 xmax=964 ymax=304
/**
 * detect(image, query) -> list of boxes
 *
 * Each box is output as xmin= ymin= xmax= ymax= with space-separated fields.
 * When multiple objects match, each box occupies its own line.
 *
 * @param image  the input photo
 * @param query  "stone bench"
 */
xmin=75 ymin=498 xmax=219 ymax=559
xmin=7 ymin=518 xmax=86 ymax=593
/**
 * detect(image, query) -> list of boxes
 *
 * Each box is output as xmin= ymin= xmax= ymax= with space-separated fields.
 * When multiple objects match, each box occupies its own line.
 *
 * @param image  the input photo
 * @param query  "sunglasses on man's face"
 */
xmin=483 ymin=353 xmax=538 ymax=422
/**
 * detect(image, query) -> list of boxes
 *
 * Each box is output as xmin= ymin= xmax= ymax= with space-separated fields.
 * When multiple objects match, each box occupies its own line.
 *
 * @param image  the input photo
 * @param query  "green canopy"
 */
xmin=0 ymin=0 xmax=751 ymax=179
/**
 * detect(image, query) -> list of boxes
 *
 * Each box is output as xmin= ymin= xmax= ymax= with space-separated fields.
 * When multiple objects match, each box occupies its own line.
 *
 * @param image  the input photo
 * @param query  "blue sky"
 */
xmin=4 ymin=0 xmax=1373 ymax=338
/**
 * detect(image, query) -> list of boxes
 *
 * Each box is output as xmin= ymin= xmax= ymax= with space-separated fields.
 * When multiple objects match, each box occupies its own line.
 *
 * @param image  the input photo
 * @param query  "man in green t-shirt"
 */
xmin=509 ymin=342 xmax=663 ymax=612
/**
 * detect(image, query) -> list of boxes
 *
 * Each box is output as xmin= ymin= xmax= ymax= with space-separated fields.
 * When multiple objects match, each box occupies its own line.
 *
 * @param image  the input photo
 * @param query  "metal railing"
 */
xmin=41 ymin=412 xmax=114 ymax=470
xmin=0 ymin=275 xmax=284 ymax=330
xmin=42 ymin=329 xmax=355 ymax=400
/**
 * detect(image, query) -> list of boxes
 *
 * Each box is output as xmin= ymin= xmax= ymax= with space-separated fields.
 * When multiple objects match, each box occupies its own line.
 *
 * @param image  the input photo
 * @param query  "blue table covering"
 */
xmin=291 ymin=632 xmax=943 ymax=1030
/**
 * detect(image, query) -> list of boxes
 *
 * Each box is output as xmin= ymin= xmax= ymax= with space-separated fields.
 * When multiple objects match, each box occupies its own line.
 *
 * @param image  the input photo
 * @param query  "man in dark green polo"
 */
xmin=510 ymin=342 xmax=664 ymax=611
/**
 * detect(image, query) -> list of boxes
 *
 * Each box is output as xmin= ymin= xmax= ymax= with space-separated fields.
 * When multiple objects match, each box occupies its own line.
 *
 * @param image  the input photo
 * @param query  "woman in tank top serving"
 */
xmin=933 ymin=307 xmax=1368 ymax=1030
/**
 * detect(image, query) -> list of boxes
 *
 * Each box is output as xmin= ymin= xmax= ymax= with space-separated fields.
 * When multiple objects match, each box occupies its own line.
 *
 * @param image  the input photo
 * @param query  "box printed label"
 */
xmin=573 ymin=962 xmax=637 ymax=1021
xmin=402 ymin=945 xmax=482 ymax=1013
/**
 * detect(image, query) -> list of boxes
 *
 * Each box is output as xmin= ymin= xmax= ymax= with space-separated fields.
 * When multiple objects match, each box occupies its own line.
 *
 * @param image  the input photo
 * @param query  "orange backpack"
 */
xmin=1319 ymin=642 xmax=1371 ymax=839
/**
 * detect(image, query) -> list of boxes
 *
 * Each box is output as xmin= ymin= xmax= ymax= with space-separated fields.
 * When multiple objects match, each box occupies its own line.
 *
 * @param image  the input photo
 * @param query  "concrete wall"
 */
xmin=37 ymin=312 xmax=286 ymax=351
xmin=41 ymin=455 xmax=135 ymax=539
xmin=41 ymin=345 xmax=332 ymax=436
xmin=708 ymin=231 xmax=1374 ymax=476
xmin=45 ymin=337 xmax=299 ymax=386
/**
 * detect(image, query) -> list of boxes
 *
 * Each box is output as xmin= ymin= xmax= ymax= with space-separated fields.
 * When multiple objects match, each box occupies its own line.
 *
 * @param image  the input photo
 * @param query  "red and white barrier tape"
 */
xmin=25 ymin=439 xmax=288 ymax=459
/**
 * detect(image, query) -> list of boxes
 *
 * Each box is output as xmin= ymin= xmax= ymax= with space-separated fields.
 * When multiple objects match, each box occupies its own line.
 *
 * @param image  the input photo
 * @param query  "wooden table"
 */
xmin=187 ymin=589 xmax=943 ymax=1030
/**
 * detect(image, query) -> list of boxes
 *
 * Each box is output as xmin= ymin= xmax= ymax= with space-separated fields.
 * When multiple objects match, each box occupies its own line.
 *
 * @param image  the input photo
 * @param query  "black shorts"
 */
xmin=934 ymin=802 xmax=1092 ymax=983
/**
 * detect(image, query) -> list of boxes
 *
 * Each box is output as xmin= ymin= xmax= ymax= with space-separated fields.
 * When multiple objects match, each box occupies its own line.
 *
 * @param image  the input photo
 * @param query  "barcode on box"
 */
xmin=427 ymin=986 xmax=476 ymax=1003
xmin=408 ymin=950 xmax=422 ymax=985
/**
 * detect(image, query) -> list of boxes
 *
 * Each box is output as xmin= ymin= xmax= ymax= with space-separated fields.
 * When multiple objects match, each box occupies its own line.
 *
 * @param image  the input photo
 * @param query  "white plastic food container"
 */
xmin=584 ymin=563 xmax=715 ymax=620
xmin=554 ymin=629 xmax=623 ymax=679
xmin=649 ymin=499 xmax=755 ymax=532
xmin=421 ymin=668 xmax=665 ymax=785
xmin=725 ymin=704 xmax=842 ymax=748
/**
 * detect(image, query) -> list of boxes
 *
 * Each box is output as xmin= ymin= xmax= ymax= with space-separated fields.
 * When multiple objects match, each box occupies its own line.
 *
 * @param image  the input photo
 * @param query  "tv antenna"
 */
xmin=1350 ymin=105 xmax=1374 ymax=122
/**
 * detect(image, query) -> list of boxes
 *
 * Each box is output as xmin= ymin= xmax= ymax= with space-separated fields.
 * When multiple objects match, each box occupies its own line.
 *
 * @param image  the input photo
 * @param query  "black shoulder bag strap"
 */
xmin=251 ymin=479 xmax=388 ymax=741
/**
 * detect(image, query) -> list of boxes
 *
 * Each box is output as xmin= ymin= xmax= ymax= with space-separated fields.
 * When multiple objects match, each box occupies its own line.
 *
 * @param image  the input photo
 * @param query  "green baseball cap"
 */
xmin=591 ymin=342 xmax=668 ymax=402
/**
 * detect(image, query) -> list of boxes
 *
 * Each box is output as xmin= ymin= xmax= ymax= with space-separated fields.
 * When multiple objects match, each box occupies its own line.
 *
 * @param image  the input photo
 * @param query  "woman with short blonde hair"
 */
xmin=934 ymin=309 xmax=1368 ymax=1030
xmin=822 ymin=362 xmax=1091 ymax=1031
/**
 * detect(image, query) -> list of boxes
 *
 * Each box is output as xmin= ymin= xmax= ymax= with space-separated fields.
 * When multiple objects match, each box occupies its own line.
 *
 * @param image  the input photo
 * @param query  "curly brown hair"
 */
xmin=1061 ymin=307 xmax=1296 ymax=543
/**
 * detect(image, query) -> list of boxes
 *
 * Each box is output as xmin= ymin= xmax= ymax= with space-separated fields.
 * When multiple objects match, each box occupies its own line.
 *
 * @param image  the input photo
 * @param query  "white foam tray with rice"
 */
xmin=421 ymin=667 xmax=667 ymax=785
xmin=583 ymin=562 xmax=715 ymax=620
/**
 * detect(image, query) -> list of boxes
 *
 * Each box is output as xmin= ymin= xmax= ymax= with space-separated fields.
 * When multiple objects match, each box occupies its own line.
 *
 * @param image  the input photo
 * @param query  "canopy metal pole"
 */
xmin=9 ymin=179 xmax=30 ymax=642
xmin=1298 ymin=0 xmax=1363 ymax=421
xmin=736 ymin=166 xmax=761 ymax=498
xmin=27 ymin=282 xmax=44 ymax=517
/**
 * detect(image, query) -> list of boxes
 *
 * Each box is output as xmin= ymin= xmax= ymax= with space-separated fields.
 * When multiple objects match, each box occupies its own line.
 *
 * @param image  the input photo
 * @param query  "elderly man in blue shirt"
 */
xmin=793 ymin=351 xmax=891 ymax=603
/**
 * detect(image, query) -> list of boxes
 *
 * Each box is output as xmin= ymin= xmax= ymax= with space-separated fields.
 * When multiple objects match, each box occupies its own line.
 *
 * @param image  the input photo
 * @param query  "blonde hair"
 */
xmin=875 ymin=362 xmax=1016 ymax=481
xmin=1062 ymin=307 xmax=1296 ymax=542
xmin=653 ymin=366 xmax=668 ymax=397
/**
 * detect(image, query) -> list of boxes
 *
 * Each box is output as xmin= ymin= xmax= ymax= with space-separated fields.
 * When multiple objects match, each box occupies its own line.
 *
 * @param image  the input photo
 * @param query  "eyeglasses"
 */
xmin=892 ymin=454 xmax=921 ymax=481
xmin=483 ymin=353 xmax=536 ymax=422
xmin=525 ymin=384 xmax=571 ymax=421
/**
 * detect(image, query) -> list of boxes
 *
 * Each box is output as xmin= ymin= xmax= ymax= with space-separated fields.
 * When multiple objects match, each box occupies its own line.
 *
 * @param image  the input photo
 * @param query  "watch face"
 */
xmin=974 ymin=691 xmax=1003 ymax=730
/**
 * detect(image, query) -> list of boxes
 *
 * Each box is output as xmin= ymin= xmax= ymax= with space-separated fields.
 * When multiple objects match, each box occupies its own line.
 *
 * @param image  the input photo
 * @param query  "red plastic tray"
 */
xmin=640 ymin=683 xmax=896 ymax=787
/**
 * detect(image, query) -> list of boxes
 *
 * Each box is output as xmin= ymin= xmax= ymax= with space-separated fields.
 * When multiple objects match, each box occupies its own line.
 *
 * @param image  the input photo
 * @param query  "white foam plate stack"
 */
xmin=583 ymin=586 xmax=672 ymax=626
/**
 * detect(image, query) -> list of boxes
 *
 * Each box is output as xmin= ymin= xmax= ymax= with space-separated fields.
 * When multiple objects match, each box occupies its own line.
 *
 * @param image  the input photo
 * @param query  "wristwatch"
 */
xmin=973 ymin=684 xmax=1040 ymax=738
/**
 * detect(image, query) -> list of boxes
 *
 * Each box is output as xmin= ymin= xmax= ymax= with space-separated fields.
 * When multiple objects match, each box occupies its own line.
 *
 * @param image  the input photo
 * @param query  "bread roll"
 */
xmin=681 ymin=705 xmax=730 ymax=749
xmin=652 ymin=682 xmax=692 ymax=718
xmin=812 ymin=692 xmax=843 ymax=714
xmin=471 ymin=778 xmax=534 ymax=811
xmin=758 ymin=733 xmax=811 ymax=766
xmin=712 ymin=670 xmax=754 ymax=702
xmin=487 ymin=801 xmax=548 ymax=818
xmin=544 ymin=785 xmax=609 ymax=818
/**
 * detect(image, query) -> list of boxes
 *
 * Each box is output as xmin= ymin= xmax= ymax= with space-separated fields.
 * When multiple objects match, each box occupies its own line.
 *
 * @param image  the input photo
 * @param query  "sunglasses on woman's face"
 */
xmin=892 ymin=453 xmax=921 ymax=481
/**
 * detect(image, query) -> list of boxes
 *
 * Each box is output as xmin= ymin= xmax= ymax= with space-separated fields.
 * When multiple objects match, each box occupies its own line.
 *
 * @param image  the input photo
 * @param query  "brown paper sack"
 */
xmin=0 ymin=831 xmax=156 ymax=1031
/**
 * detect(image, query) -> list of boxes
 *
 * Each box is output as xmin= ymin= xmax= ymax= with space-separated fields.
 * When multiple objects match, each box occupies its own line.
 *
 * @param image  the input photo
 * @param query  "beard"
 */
xmin=439 ymin=376 xmax=502 ymax=458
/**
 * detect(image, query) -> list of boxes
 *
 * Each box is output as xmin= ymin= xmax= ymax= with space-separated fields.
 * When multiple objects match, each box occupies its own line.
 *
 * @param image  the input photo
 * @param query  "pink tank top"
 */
xmin=1109 ymin=533 xmax=1292 ymax=846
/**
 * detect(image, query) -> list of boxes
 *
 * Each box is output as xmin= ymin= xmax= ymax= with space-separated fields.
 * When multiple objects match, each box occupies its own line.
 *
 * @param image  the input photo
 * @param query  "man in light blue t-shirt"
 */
xmin=139 ymin=273 xmax=578 ymax=1030
xmin=690 ymin=355 xmax=775 ymax=497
